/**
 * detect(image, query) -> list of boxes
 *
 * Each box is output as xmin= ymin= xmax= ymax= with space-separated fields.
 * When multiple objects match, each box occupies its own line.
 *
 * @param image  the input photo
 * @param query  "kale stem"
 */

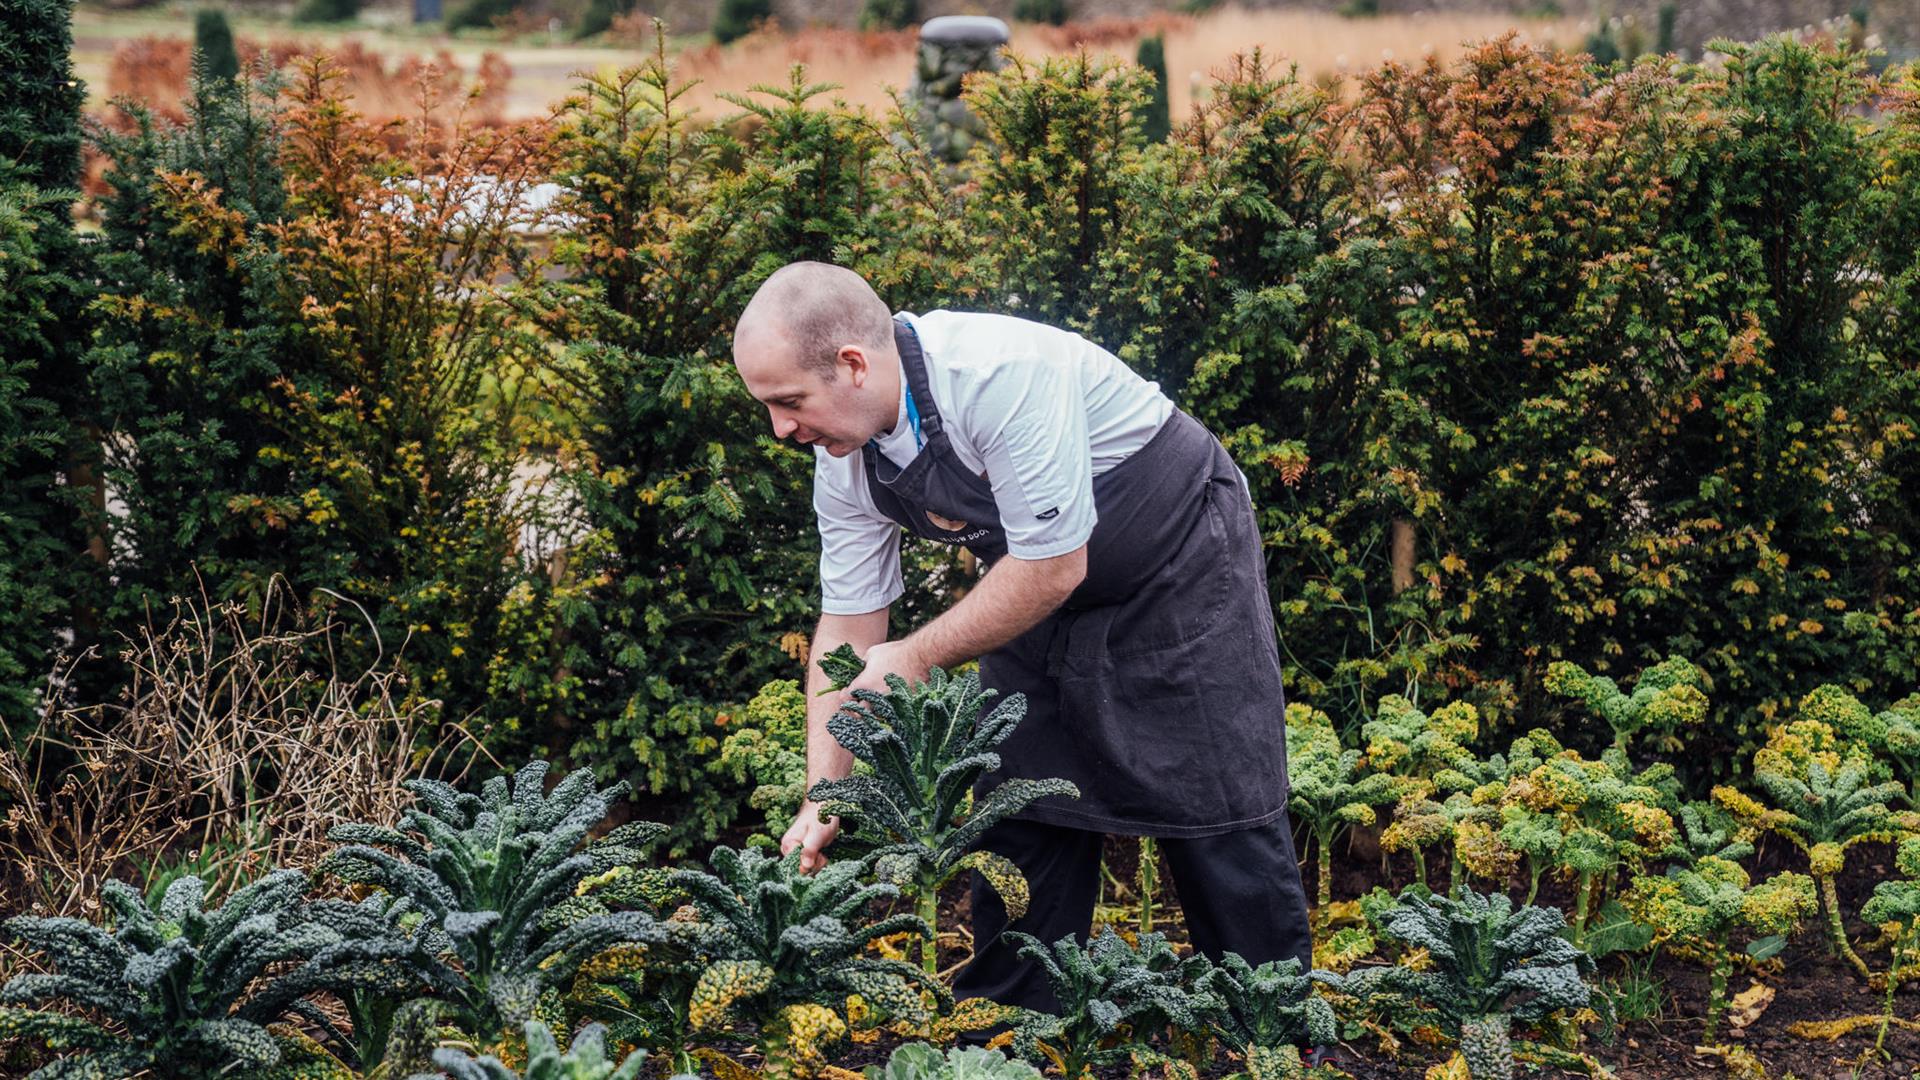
xmin=1703 ymin=934 xmax=1731 ymax=1043
xmin=1138 ymin=838 xmax=1157 ymax=936
xmin=1572 ymin=871 xmax=1594 ymax=945
xmin=918 ymin=884 xmax=940 ymax=978
xmin=1818 ymin=872 xmax=1871 ymax=979
xmin=1317 ymin=828 xmax=1334 ymax=908
xmin=1877 ymin=928 xmax=1903 ymax=1055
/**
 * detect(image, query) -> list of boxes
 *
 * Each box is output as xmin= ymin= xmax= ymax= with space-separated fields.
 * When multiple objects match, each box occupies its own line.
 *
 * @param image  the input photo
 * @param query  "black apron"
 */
xmin=860 ymin=317 xmax=1288 ymax=838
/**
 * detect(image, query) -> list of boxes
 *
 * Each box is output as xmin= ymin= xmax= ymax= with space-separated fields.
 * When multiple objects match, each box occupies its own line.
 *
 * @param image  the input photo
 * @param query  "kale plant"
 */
xmin=320 ymin=761 xmax=662 ymax=1043
xmin=1713 ymin=718 xmax=1916 ymax=979
xmin=1195 ymin=953 xmax=1342 ymax=1080
xmin=415 ymin=1019 xmax=646 ymax=1080
xmin=819 ymin=642 xmax=866 ymax=691
xmin=1381 ymin=787 xmax=1507 ymax=895
xmin=1348 ymin=887 xmax=1595 ymax=1080
xmin=0 ymin=871 xmax=380 ymax=1078
xmin=1621 ymin=855 xmax=1813 ymax=1042
xmin=560 ymin=909 xmax=723 ymax=1075
xmin=1874 ymin=693 xmax=1920 ymax=804
xmin=671 ymin=845 xmax=945 ymax=1079
xmin=718 ymin=678 xmax=812 ymax=843
xmin=1285 ymin=703 xmax=1398 ymax=906
xmin=1861 ymin=837 xmax=1920 ymax=1053
xmin=1000 ymin=929 xmax=1218 ymax=1080
xmin=862 ymin=1041 xmax=1042 ymax=1080
xmin=1362 ymin=696 xmax=1488 ymax=795
xmin=1493 ymin=803 xmax=1562 ymax=905
xmin=1796 ymin=684 xmax=1920 ymax=804
xmin=810 ymin=663 xmax=1078 ymax=974
xmin=1501 ymin=745 xmax=1677 ymax=942
xmin=1543 ymin=655 xmax=1709 ymax=755
xmin=1664 ymin=801 xmax=1756 ymax=868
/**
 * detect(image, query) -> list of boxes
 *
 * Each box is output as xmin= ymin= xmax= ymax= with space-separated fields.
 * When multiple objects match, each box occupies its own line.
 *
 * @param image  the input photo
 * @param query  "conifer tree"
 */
xmin=1134 ymin=34 xmax=1170 ymax=143
xmin=0 ymin=0 xmax=96 ymax=727
xmin=194 ymin=9 xmax=240 ymax=82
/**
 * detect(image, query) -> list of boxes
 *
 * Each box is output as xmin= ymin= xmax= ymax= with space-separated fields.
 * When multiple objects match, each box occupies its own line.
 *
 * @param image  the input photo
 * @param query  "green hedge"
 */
xmin=0 ymin=0 xmax=96 ymax=730
xmin=6 ymin=26 xmax=1918 ymax=849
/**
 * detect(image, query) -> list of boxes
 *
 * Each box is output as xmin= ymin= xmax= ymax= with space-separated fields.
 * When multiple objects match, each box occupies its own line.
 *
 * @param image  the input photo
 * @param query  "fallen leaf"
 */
xmin=1693 ymin=1042 xmax=1767 ymax=1079
xmin=1726 ymin=981 xmax=1775 ymax=1034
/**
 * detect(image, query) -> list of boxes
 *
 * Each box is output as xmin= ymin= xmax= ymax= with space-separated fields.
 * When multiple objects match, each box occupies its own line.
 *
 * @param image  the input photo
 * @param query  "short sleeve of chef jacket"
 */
xmin=953 ymin=352 xmax=1097 ymax=560
xmin=813 ymin=450 xmax=904 ymax=616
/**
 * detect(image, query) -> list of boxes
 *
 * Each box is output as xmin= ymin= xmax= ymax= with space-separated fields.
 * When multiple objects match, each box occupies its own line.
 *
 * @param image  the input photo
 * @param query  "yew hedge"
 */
xmin=1 ymin=8 xmax=1917 ymax=854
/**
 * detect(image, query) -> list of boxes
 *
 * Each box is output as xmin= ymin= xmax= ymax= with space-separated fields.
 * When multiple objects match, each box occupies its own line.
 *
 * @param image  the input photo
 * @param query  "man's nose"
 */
xmin=770 ymin=411 xmax=798 ymax=439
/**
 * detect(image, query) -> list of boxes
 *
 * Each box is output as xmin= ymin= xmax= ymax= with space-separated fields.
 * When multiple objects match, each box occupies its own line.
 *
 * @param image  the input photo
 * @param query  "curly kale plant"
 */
xmin=1873 ymin=693 xmax=1920 ymax=803
xmin=863 ymin=1041 xmax=1042 ymax=1080
xmin=416 ymin=1020 xmax=646 ymax=1080
xmin=1543 ymin=655 xmax=1709 ymax=755
xmin=1713 ymin=718 xmax=1916 ymax=979
xmin=0 ymin=871 xmax=379 ymax=1078
xmin=1861 ymin=837 xmax=1920 ymax=1051
xmin=671 ymin=845 xmax=945 ymax=1080
xmin=1195 ymin=953 xmax=1341 ymax=1080
xmin=1348 ymin=887 xmax=1595 ymax=1080
xmin=1665 ymin=801 xmax=1756 ymax=867
xmin=1621 ymin=856 xmax=1813 ymax=1041
xmin=1362 ymin=696 xmax=1487 ymax=795
xmin=1285 ymin=703 xmax=1399 ymax=906
xmin=1501 ymin=744 xmax=1677 ymax=943
xmin=320 ymin=761 xmax=662 ymax=1044
xmin=1000 ymin=929 xmax=1218 ymax=1080
xmin=1796 ymin=684 xmax=1920 ymax=804
xmin=810 ymin=662 xmax=1078 ymax=974
xmin=1384 ymin=787 xmax=1515 ymax=896
xmin=719 ymin=678 xmax=811 ymax=843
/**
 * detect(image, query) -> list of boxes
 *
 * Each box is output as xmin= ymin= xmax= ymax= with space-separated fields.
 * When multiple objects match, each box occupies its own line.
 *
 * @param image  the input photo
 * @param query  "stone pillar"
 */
xmin=910 ymin=15 xmax=1009 ymax=162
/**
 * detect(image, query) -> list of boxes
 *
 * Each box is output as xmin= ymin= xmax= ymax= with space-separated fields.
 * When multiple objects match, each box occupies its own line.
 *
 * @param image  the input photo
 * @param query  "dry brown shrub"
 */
xmin=0 ymin=575 xmax=481 ymax=927
xmin=1025 ymin=12 xmax=1191 ymax=51
xmin=84 ymin=37 xmax=516 ymax=204
xmin=103 ymin=36 xmax=193 ymax=120
xmin=99 ymin=34 xmax=513 ymax=126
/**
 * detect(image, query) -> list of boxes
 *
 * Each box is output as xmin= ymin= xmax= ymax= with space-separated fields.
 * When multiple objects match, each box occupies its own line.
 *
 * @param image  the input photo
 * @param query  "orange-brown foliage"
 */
xmin=88 ymin=36 xmax=514 ymax=202
xmin=1026 ymin=12 xmax=1192 ymax=51
xmin=101 ymin=34 xmax=511 ymax=127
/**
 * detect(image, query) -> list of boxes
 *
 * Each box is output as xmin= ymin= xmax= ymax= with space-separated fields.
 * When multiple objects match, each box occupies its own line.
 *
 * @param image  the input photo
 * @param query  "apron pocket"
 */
xmin=1089 ymin=479 xmax=1235 ymax=660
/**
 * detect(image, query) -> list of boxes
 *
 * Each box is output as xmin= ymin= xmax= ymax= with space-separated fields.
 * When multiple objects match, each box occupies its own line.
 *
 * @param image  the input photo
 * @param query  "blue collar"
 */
xmin=870 ymin=374 xmax=923 ymax=453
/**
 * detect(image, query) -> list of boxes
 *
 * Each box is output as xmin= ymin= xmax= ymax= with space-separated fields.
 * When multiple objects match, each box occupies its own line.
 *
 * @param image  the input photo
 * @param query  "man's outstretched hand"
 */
xmin=781 ymin=798 xmax=840 ymax=873
xmin=787 ymin=638 xmax=929 ymax=874
xmin=843 ymin=639 xmax=925 ymax=700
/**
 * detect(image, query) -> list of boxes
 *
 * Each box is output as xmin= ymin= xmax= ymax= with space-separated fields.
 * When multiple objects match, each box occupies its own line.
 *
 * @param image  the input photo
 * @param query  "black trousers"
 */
xmin=950 ymin=811 xmax=1315 ymax=1015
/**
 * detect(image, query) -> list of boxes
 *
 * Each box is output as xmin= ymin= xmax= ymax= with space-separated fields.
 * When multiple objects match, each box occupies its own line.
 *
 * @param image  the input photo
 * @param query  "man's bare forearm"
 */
xmin=805 ymin=609 xmax=890 ymax=788
xmin=900 ymin=545 xmax=1087 ymax=672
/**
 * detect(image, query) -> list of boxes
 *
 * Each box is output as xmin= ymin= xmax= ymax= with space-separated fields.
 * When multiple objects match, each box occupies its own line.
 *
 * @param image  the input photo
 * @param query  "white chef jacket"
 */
xmin=814 ymin=310 xmax=1174 ymax=616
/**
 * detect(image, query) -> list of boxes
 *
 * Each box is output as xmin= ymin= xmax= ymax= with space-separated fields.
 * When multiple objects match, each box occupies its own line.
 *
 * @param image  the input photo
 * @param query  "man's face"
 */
xmin=734 ymin=337 xmax=875 ymax=458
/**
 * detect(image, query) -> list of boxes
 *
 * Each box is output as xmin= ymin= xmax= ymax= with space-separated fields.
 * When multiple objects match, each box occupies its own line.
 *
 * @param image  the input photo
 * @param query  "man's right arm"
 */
xmin=781 ymin=606 xmax=891 ymax=872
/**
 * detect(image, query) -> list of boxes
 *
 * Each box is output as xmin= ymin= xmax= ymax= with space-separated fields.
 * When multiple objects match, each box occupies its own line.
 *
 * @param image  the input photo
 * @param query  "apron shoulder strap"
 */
xmin=892 ymin=316 xmax=946 ymax=439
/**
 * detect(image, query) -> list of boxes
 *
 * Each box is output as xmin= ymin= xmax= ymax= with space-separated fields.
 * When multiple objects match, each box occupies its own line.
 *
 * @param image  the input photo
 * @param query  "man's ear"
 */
xmin=841 ymin=345 xmax=871 ymax=387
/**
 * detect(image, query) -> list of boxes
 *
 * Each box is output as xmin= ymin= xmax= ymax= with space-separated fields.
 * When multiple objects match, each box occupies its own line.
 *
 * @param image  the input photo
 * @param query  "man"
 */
xmin=731 ymin=260 xmax=1313 ymax=1018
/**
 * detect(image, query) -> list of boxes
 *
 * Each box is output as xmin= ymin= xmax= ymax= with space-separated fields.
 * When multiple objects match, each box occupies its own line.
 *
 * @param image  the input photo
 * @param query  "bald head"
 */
xmin=732 ymin=262 xmax=904 ymax=458
xmin=734 ymin=262 xmax=896 ymax=381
